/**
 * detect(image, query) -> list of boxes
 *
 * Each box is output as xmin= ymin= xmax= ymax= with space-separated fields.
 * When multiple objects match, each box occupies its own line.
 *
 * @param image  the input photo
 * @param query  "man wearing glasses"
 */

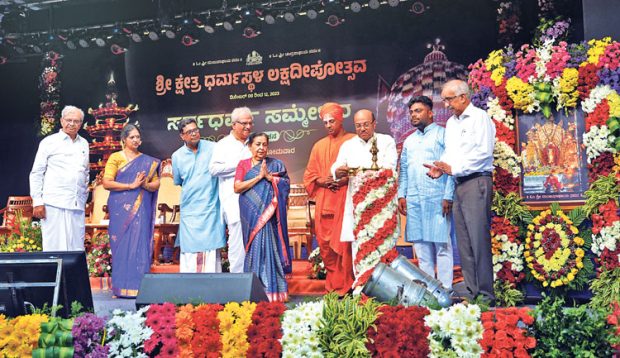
xmin=425 ymin=79 xmax=496 ymax=304
xmin=172 ymin=118 xmax=225 ymax=273
xmin=331 ymin=109 xmax=397 ymax=266
xmin=30 ymin=105 xmax=89 ymax=251
xmin=209 ymin=107 xmax=253 ymax=273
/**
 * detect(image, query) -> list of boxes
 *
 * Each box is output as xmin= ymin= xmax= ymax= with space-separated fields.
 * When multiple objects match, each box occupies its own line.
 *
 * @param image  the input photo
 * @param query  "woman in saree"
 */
xmin=103 ymin=124 xmax=160 ymax=298
xmin=234 ymin=132 xmax=292 ymax=302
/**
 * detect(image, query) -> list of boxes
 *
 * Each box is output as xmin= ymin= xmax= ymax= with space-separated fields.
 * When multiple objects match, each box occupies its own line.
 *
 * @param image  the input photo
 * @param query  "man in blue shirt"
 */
xmin=172 ymin=118 xmax=225 ymax=273
xmin=398 ymin=96 xmax=454 ymax=289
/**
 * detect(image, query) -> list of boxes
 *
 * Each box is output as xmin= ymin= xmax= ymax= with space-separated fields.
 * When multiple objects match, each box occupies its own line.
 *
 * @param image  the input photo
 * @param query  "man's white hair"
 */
xmin=231 ymin=107 xmax=253 ymax=122
xmin=443 ymin=79 xmax=471 ymax=98
xmin=61 ymin=105 xmax=85 ymax=120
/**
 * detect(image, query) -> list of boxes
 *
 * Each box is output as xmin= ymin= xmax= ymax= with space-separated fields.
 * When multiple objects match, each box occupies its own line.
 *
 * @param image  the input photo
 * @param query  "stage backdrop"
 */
xmin=123 ymin=0 xmax=500 ymax=183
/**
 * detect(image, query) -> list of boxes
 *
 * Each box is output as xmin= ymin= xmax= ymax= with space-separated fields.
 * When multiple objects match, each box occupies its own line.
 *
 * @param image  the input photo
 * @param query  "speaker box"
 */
xmin=135 ymin=273 xmax=268 ymax=308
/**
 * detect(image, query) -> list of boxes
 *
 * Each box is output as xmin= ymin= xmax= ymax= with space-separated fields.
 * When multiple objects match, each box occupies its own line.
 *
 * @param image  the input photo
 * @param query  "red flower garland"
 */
xmin=191 ymin=304 xmax=224 ymax=357
xmin=366 ymin=305 xmax=431 ymax=357
xmin=585 ymin=100 xmax=610 ymax=132
xmin=492 ymin=79 xmax=515 ymax=112
xmin=592 ymin=200 xmax=620 ymax=235
xmin=578 ymin=63 xmax=600 ymax=100
xmin=493 ymin=167 xmax=520 ymax=195
xmin=494 ymin=120 xmax=516 ymax=149
xmin=588 ymin=151 xmax=615 ymax=183
xmin=246 ymin=302 xmax=286 ymax=358
xmin=491 ymin=217 xmax=525 ymax=286
xmin=480 ymin=307 xmax=536 ymax=357
xmin=144 ymin=303 xmax=179 ymax=358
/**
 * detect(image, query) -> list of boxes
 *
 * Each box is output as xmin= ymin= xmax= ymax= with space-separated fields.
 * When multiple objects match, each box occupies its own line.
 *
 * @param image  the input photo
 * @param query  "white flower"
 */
xmin=582 ymin=85 xmax=614 ymax=113
xmin=493 ymin=141 xmax=522 ymax=177
xmin=592 ymin=221 xmax=620 ymax=256
xmin=583 ymin=125 xmax=616 ymax=163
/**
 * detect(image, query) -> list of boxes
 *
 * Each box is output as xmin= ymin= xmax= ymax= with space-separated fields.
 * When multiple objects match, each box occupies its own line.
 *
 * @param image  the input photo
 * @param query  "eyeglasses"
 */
xmin=63 ymin=119 xmax=82 ymax=125
xmin=442 ymin=94 xmax=463 ymax=103
xmin=354 ymin=121 xmax=374 ymax=129
xmin=183 ymin=128 xmax=200 ymax=135
xmin=235 ymin=121 xmax=253 ymax=127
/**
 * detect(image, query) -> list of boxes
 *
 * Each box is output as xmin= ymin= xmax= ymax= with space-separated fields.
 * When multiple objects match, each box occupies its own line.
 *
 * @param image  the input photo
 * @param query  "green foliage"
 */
xmin=493 ymin=280 xmax=524 ymax=307
xmin=531 ymin=295 xmax=616 ymax=357
xmin=318 ymin=293 xmax=380 ymax=358
xmin=590 ymin=268 xmax=620 ymax=311
xmin=568 ymin=206 xmax=588 ymax=227
xmin=549 ymin=202 xmax=561 ymax=215
xmin=583 ymin=174 xmax=619 ymax=216
xmin=492 ymin=192 xmax=533 ymax=224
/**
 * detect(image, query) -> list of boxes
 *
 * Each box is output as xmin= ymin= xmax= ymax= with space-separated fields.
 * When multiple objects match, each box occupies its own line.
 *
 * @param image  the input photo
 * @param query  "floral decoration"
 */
xmin=246 ymin=302 xmax=286 ymax=358
xmin=0 ymin=313 xmax=48 ymax=357
xmin=366 ymin=305 xmax=430 ymax=357
xmin=524 ymin=209 xmax=585 ymax=288
xmin=192 ymin=304 xmax=224 ymax=357
xmin=308 ymin=247 xmax=327 ymax=280
xmin=480 ymin=307 xmax=536 ymax=357
xmin=491 ymin=216 xmax=525 ymax=286
xmin=425 ymin=303 xmax=484 ymax=358
xmin=105 ymin=306 xmax=152 ymax=358
xmin=72 ymin=313 xmax=109 ymax=357
xmin=87 ymin=235 xmax=112 ymax=277
xmin=38 ymin=51 xmax=62 ymax=137
xmin=144 ymin=303 xmax=178 ymax=358
xmin=280 ymin=301 xmax=323 ymax=358
xmin=218 ymin=301 xmax=256 ymax=358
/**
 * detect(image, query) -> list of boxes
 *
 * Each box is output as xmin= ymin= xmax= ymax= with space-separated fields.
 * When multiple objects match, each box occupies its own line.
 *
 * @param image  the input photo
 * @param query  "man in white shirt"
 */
xmin=208 ymin=107 xmax=253 ymax=273
xmin=331 ymin=109 xmax=398 ymax=259
xmin=426 ymin=79 xmax=496 ymax=303
xmin=30 ymin=105 xmax=90 ymax=251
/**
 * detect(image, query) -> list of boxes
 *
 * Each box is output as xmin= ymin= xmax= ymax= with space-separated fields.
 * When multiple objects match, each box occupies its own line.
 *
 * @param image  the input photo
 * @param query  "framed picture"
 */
xmin=516 ymin=109 xmax=589 ymax=208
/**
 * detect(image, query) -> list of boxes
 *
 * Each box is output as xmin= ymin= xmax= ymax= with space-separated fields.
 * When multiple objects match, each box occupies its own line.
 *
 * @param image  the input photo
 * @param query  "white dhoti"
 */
xmin=41 ymin=205 xmax=85 ymax=251
xmin=180 ymin=249 xmax=221 ymax=273
xmin=413 ymin=238 xmax=454 ymax=290
xmin=226 ymin=220 xmax=245 ymax=273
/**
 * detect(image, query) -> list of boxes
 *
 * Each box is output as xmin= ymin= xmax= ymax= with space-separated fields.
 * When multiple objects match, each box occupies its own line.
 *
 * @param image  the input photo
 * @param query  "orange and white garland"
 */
xmin=350 ymin=168 xmax=400 ymax=288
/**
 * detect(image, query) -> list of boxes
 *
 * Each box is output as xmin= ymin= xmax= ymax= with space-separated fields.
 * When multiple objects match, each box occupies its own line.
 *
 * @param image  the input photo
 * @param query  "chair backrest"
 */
xmin=1 ymin=196 xmax=34 ymax=228
xmin=156 ymin=159 xmax=181 ymax=223
xmin=287 ymin=184 xmax=310 ymax=230
xmin=90 ymin=182 xmax=110 ymax=224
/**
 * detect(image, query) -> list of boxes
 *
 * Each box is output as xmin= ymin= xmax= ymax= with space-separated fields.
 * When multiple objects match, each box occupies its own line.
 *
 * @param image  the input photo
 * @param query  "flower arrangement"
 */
xmin=491 ymin=216 xmax=525 ymax=287
xmin=480 ymin=307 xmax=536 ymax=357
xmin=280 ymin=300 xmax=323 ymax=357
xmin=218 ymin=301 xmax=256 ymax=357
xmin=87 ymin=235 xmax=112 ymax=277
xmin=308 ymin=247 xmax=327 ymax=280
xmin=192 ymin=304 xmax=224 ymax=357
xmin=607 ymin=302 xmax=620 ymax=353
xmin=105 ymin=307 xmax=152 ymax=358
xmin=72 ymin=313 xmax=109 ymax=358
xmin=366 ymin=305 xmax=430 ymax=357
xmin=0 ymin=212 xmax=42 ymax=253
xmin=144 ymin=303 xmax=178 ymax=358
xmin=0 ymin=313 xmax=48 ymax=357
xmin=425 ymin=303 xmax=484 ymax=358
xmin=350 ymin=168 xmax=400 ymax=288
xmin=33 ymin=316 xmax=75 ymax=357
xmin=38 ymin=51 xmax=62 ymax=137
xmin=524 ymin=207 xmax=587 ymax=288
xmin=175 ymin=304 xmax=195 ymax=357
xmin=246 ymin=302 xmax=286 ymax=357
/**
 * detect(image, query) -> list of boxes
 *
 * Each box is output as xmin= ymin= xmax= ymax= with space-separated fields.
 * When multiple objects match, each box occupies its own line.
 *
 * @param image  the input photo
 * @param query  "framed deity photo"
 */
xmin=516 ymin=109 xmax=589 ymax=208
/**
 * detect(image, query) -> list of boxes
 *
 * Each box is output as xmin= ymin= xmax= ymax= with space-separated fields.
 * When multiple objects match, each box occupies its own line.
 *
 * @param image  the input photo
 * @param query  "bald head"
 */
xmin=441 ymin=79 xmax=471 ymax=117
xmin=353 ymin=109 xmax=376 ymax=141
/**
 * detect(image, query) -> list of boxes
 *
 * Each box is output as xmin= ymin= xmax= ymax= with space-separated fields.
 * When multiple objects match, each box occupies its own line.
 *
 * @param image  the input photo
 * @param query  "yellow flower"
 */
xmin=570 ymin=226 xmax=579 ymax=235
xmin=528 ymin=224 xmax=534 ymax=231
xmin=577 ymin=261 xmax=584 ymax=269
xmin=567 ymin=273 xmax=575 ymax=281
xmin=587 ymin=37 xmax=612 ymax=65
xmin=575 ymin=248 xmax=585 ymax=258
xmin=543 ymin=281 xmax=549 ymax=287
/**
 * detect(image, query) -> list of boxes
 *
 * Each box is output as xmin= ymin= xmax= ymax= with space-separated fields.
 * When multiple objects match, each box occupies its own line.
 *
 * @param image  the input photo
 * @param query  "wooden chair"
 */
xmin=153 ymin=158 xmax=181 ymax=263
xmin=0 ymin=196 xmax=34 ymax=236
xmin=287 ymin=184 xmax=313 ymax=259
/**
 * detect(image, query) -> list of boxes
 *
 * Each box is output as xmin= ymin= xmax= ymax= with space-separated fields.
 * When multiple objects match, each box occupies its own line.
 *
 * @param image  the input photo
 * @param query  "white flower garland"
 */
xmin=582 ymin=85 xmax=614 ymax=114
xmin=425 ymin=303 xmax=484 ymax=358
xmin=592 ymin=220 xmax=620 ymax=257
xmin=582 ymin=125 xmax=616 ymax=163
xmin=487 ymin=97 xmax=516 ymax=130
xmin=493 ymin=141 xmax=522 ymax=177
xmin=492 ymin=234 xmax=525 ymax=279
xmin=106 ymin=306 xmax=152 ymax=358
xmin=280 ymin=301 xmax=324 ymax=358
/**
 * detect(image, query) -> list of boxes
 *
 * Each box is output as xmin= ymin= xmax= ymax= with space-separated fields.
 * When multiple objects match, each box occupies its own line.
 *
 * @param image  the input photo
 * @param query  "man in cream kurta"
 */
xmin=331 ymin=109 xmax=398 ymax=265
xmin=209 ymin=107 xmax=253 ymax=273
xmin=30 ymin=105 xmax=89 ymax=251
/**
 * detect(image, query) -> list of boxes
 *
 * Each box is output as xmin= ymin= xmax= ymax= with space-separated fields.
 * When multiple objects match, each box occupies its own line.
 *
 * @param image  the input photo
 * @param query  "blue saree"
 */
xmin=239 ymin=157 xmax=291 ymax=302
xmin=107 ymin=154 xmax=160 ymax=297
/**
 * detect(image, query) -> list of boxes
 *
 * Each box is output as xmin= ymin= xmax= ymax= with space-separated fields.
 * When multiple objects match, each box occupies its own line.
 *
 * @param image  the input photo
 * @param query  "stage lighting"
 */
xmin=163 ymin=27 xmax=176 ymax=39
xmin=283 ymin=11 xmax=295 ymax=23
xmin=110 ymin=43 xmax=127 ymax=55
xmin=203 ymin=16 xmax=216 ymax=34
xmin=368 ymin=0 xmax=381 ymax=10
xmin=64 ymin=39 xmax=75 ymax=50
xmin=388 ymin=0 xmax=400 ymax=7
xmin=243 ymin=23 xmax=261 ymax=38
xmin=350 ymin=1 xmax=362 ymax=13
xmin=222 ymin=15 xmax=236 ymax=31
xmin=410 ymin=1 xmax=426 ymax=14
xmin=130 ymin=32 xmax=142 ymax=43
xmin=181 ymin=34 xmax=199 ymax=46
xmin=78 ymin=37 xmax=90 ymax=48
xmin=147 ymin=27 xmax=160 ymax=41
xmin=306 ymin=6 xmax=318 ymax=20
xmin=263 ymin=11 xmax=276 ymax=25
xmin=0 ymin=56 xmax=6 ymax=65
xmin=93 ymin=35 xmax=106 ymax=47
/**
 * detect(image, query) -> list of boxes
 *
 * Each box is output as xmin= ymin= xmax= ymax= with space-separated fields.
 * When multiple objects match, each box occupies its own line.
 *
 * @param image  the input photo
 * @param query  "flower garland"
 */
xmin=480 ymin=307 xmax=536 ymax=357
xmin=38 ymin=51 xmax=62 ymax=137
xmin=106 ymin=307 xmax=152 ymax=358
xmin=366 ymin=305 xmax=430 ymax=357
xmin=87 ymin=235 xmax=112 ymax=277
xmin=280 ymin=301 xmax=324 ymax=357
xmin=425 ymin=303 xmax=484 ymax=358
xmin=72 ymin=313 xmax=109 ymax=357
xmin=217 ymin=301 xmax=256 ymax=358
xmin=491 ymin=216 xmax=525 ymax=286
xmin=524 ymin=209 xmax=585 ymax=288
xmin=144 ymin=303 xmax=178 ymax=358
xmin=0 ymin=313 xmax=48 ymax=357
xmin=192 ymin=304 xmax=224 ymax=357
xmin=592 ymin=218 xmax=620 ymax=272
xmin=246 ymin=302 xmax=286 ymax=358
xmin=350 ymin=168 xmax=400 ymax=288
xmin=175 ymin=304 xmax=195 ymax=357
xmin=607 ymin=302 xmax=620 ymax=353
xmin=308 ymin=247 xmax=327 ymax=280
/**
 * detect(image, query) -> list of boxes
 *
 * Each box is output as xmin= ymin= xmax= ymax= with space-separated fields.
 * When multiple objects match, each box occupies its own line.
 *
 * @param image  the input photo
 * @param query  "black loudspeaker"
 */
xmin=135 ymin=273 xmax=268 ymax=308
